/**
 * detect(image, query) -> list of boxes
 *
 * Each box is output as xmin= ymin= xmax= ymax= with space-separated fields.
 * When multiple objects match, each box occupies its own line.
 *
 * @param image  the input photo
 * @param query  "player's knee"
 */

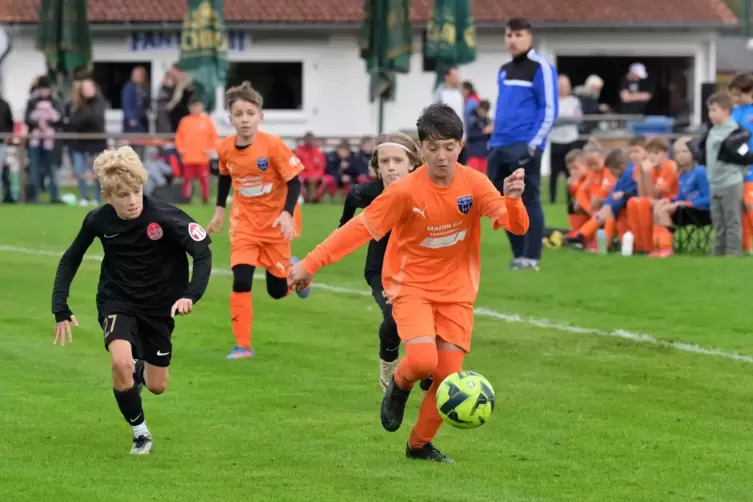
xmin=146 ymin=381 xmax=167 ymax=395
xmin=404 ymin=344 xmax=438 ymax=380
xmin=110 ymin=356 xmax=135 ymax=390
xmin=232 ymin=264 xmax=254 ymax=293
xmin=266 ymin=278 xmax=289 ymax=300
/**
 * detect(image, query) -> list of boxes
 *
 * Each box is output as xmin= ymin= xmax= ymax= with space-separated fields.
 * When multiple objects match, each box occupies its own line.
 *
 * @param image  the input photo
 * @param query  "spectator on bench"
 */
xmin=294 ymin=131 xmax=326 ymax=202
xmin=567 ymin=136 xmax=646 ymax=249
xmin=318 ymin=139 xmax=358 ymax=201
xmin=650 ymin=136 xmax=710 ymax=258
xmin=564 ymin=149 xmax=588 ymax=233
xmin=626 ymin=136 xmax=678 ymax=253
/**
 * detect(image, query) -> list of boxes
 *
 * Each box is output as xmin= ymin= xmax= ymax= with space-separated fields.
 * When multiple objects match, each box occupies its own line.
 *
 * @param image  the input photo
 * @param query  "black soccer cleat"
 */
xmin=564 ymin=233 xmax=585 ymax=248
xmin=406 ymin=442 xmax=454 ymax=463
xmin=380 ymin=377 xmax=411 ymax=432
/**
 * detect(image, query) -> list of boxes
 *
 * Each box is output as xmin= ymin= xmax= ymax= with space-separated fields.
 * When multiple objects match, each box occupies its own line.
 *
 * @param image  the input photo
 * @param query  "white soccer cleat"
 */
xmin=130 ymin=435 xmax=153 ymax=455
xmin=379 ymin=359 xmax=399 ymax=392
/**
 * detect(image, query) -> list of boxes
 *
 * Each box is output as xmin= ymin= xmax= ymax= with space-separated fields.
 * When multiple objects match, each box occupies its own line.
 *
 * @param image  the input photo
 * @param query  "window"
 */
xmin=226 ymin=62 xmax=302 ymax=110
xmin=92 ymin=62 xmax=152 ymax=110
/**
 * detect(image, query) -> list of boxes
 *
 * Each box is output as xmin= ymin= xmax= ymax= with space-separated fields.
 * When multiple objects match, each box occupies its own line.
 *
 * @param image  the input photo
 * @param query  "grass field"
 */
xmin=2 ymin=201 xmax=753 ymax=502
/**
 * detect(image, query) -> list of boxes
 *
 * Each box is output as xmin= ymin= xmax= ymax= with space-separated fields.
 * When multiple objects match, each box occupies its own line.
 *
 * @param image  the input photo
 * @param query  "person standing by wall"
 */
xmin=69 ymin=78 xmax=107 ymax=206
xmin=549 ymin=75 xmax=582 ymax=204
xmin=487 ymin=18 xmax=558 ymax=271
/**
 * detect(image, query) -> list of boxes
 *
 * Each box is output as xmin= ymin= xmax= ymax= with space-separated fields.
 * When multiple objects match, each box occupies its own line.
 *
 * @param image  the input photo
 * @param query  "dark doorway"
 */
xmin=556 ymin=56 xmax=693 ymax=118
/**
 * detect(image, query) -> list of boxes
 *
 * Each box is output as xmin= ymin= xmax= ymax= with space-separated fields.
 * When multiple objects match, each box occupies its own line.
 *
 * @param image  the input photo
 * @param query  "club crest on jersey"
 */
xmin=188 ymin=222 xmax=207 ymax=242
xmin=457 ymin=196 xmax=473 ymax=214
xmin=257 ymin=157 xmax=269 ymax=171
xmin=147 ymin=222 xmax=163 ymax=240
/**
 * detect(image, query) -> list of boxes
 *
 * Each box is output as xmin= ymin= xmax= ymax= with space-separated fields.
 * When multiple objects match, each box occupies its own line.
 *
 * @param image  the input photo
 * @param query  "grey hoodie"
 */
xmin=706 ymin=120 xmax=747 ymax=190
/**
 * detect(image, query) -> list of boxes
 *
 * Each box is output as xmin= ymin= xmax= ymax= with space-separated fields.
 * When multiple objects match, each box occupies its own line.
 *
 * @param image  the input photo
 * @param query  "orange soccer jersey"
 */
xmin=575 ymin=170 xmax=616 ymax=214
xmin=302 ymin=164 xmax=529 ymax=352
xmin=218 ymin=131 xmax=304 ymax=274
xmin=652 ymin=160 xmax=679 ymax=199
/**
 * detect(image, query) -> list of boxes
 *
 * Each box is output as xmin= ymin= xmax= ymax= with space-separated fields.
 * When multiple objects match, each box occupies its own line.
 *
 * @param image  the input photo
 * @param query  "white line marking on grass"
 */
xmin=2 ymin=244 xmax=752 ymax=364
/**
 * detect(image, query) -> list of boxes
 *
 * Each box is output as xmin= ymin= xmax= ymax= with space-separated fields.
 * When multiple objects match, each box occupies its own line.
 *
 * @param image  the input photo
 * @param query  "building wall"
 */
xmin=0 ymin=27 xmax=718 ymax=139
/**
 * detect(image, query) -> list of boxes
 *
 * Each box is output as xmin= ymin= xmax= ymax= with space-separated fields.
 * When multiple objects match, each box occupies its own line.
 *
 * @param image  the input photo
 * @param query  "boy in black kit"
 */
xmin=51 ymin=146 xmax=212 ymax=455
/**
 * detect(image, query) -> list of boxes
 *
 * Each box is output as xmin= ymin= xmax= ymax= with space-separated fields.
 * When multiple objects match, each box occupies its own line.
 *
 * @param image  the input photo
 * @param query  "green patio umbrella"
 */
xmin=36 ymin=0 xmax=92 ymax=96
xmin=425 ymin=0 xmax=477 ymax=89
xmin=177 ymin=0 xmax=229 ymax=113
xmin=359 ymin=0 xmax=413 ymax=133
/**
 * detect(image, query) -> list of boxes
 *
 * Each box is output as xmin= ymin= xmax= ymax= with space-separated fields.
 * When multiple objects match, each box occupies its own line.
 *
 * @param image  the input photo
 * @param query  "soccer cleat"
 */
xmin=564 ymin=233 xmax=586 ymax=249
xmin=227 ymin=346 xmax=254 ymax=359
xmin=520 ymin=259 xmax=540 ymax=271
xmin=405 ymin=442 xmax=454 ymax=463
xmin=380 ymin=376 xmax=411 ymax=432
xmin=379 ymin=359 xmax=399 ymax=392
xmin=130 ymin=435 xmax=153 ymax=455
xmin=289 ymin=256 xmax=311 ymax=299
xmin=419 ymin=376 xmax=433 ymax=396
xmin=507 ymin=258 xmax=523 ymax=270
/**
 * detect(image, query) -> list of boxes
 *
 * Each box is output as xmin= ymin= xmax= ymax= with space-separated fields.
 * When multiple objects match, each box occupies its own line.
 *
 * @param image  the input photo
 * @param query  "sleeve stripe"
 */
xmin=528 ymin=51 xmax=557 ymax=149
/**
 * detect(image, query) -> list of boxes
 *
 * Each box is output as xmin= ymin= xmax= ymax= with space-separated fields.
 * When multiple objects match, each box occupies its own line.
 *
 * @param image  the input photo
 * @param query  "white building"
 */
xmin=0 ymin=0 xmax=737 ymax=140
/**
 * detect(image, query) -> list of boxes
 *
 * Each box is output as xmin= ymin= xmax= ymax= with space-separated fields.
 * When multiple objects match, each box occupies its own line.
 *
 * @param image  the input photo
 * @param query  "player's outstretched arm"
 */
xmin=51 ymin=214 xmax=96 ymax=345
xmin=164 ymin=209 xmax=213 ymax=315
xmin=477 ymin=168 xmax=529 ymax=235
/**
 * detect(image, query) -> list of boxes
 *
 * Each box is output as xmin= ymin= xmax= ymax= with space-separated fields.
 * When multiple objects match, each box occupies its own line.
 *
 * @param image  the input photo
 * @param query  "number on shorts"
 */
xmin=103 ymin=314 xmax=117 ymax=338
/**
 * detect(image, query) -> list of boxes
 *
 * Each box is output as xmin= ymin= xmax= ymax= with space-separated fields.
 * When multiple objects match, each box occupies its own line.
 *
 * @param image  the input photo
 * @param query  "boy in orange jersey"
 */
xmin=288 ymin=104 xmax=529 ymax=463
xmin=206 ymin=82 xmax=310 ymax=360
xmin=564 ymin=149 xmax=589 ymax=233
xmin=175 ymin=97 xmax=219 ymax=204
xmin=625 ymin=136 xmax=678 ymax=252
xmin=574 ymin=147 xmax=616 ymax=218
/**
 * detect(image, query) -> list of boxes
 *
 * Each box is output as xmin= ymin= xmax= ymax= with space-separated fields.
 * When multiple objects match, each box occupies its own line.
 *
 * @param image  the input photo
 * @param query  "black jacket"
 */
xmin=692 ymin=126 xmax=753 ymax=167
xmin=68 ymin=95 xmax=107 ymax=153
xmin=0 ymin=97 xmax=14 ymax=143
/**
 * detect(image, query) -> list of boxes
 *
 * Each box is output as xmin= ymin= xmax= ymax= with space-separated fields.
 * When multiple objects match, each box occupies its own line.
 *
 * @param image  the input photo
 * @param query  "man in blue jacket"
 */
xmin=488 ymin=18 xmax=559 ymax=271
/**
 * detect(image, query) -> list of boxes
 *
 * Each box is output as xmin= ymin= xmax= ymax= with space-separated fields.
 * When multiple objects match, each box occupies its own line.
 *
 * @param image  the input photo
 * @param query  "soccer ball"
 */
xmin=436 ymin=371 xmax=495 ymax=429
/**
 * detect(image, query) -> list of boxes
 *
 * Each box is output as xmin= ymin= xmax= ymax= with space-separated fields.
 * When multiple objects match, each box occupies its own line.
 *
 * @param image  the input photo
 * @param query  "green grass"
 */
xmin=2 ymin=202 xmax=753 ymax=502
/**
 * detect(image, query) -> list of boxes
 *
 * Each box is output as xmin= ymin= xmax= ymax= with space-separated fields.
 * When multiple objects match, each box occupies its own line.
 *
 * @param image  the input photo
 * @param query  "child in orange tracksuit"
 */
xmin=626 ymin=136 xmax=678 ymax=253
xmin=572 ymin=148 xmax=617 ymax=249
xmin=175 ymin=97 xmax=219 ymax=204
xmin=565 ymin=149 xmax=589 ymax=234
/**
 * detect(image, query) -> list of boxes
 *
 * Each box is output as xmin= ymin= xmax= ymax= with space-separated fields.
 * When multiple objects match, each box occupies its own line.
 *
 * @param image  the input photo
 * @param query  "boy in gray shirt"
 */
xmin=704 ymin=92 xmax=748 ymax=256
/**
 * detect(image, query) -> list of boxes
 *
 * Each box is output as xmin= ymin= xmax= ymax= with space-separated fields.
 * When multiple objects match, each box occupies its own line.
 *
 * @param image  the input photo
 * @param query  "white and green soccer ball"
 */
xmin=436 ymin=371 xmax=495 ymax=429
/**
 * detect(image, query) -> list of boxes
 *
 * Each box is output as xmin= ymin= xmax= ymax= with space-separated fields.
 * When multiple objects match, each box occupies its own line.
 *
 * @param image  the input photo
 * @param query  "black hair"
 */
xmin=479 ymin=99 xmax=491 ymax=111
xmin=462 ymin=81 xmax=476 ymax=93
xmin=416 ymin=103 xmax=464 ymax=142
xmin=188 ymin=96 xmax=204 ymax=106
xmin=506 ymin=17 xmax=532 ymax=31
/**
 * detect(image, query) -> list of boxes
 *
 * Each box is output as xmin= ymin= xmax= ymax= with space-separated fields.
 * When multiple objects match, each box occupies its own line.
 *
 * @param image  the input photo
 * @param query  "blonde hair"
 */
xmin=94 ymin=146 xmax=148 ymax=194
xmin=226 ymin=81 xmax=264 ymax=110
xmin=369 ymin=132 xmax=422 ymax=178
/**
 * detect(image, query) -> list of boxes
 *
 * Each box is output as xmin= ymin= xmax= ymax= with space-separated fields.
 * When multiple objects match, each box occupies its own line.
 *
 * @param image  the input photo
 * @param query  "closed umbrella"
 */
xmin=425 ymin=0 xmax=477 ymax=89
xmin=359 ymin=0 xmax=413 ymax=133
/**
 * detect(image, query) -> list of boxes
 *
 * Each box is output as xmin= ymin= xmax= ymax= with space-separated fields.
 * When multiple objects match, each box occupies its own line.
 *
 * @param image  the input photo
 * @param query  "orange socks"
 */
xmin=627 ymin=197 xmax=654 ymax=252
xmin=394 ymin=343 xmax=437 ymax=390
xmin=568 ymin=214 xmax=590 ymax=233
xmin=230 ymin=292 xmax=253 ymax=349
xmin=578 ymin=217 xmax=600 ymax=239
xmin=743 ymin=212 xmax=753 ymax=252
xmin=652 ymin=226 xmax=673 ymax=251
xmin=408 ymin=350 xmax=465 ymax=449
xmin=604 ymin=217 xmax=616 ymax=243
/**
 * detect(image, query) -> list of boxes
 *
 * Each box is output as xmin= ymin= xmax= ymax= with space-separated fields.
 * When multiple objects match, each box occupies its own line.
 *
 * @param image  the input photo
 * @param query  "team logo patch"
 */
xmin=457 ymin=196 xmax=473 ymax=214
xmin=147 ymin=222 xmax=163 ymax=240
xmin=188 ymin=222 xmax=207 ymax=242
xmin=257 ymin=157 xmax=269 ymax=171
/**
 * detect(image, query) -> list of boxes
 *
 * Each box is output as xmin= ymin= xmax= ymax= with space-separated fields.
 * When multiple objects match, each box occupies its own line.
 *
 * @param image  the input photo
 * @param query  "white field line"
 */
xmin=2 ymin=244 xmax=752 ymax=364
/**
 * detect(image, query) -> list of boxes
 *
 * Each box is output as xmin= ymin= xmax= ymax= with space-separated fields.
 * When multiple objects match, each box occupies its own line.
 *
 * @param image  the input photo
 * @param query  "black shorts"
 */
xmin=99 ymin=312 xmax=175 ymax=367
xmin=671 ymin=206 xmax=711 ymax=227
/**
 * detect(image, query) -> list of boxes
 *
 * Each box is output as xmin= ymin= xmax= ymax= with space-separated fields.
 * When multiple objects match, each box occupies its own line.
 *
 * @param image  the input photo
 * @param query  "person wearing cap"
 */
xmin=619 ymin=63 xmax=652 ymax=116
xmin=487 ymin=17 xmax=559 ymax=272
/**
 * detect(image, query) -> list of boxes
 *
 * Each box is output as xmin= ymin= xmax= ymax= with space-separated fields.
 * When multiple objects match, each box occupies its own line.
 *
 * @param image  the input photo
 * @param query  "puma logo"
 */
xmin=412 ymin=206 xmax=427 ymax=218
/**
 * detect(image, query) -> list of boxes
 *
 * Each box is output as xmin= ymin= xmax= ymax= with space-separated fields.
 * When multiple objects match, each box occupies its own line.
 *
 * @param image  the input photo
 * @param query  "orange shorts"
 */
xmin=391 ymin=296 xmax=475 ymax=353
xmin=230 ymin=238 xmax=291 ymax=278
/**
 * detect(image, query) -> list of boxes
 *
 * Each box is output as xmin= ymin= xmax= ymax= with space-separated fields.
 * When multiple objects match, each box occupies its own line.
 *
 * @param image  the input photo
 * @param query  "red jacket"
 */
xmin=294 ymin=145 xmax=326 ymax=178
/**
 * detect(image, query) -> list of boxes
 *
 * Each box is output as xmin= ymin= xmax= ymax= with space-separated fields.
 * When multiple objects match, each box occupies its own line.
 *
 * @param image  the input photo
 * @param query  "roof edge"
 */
xmin=0 ymin=20 xmax=738 ymax=32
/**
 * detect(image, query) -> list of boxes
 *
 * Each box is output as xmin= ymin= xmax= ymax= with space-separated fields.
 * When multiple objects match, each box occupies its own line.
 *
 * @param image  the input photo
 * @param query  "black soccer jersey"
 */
xmin=52 ymin=196 xmax=212 ymax=321
xmin=339 ymin=179 xmax=389 ymax=288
